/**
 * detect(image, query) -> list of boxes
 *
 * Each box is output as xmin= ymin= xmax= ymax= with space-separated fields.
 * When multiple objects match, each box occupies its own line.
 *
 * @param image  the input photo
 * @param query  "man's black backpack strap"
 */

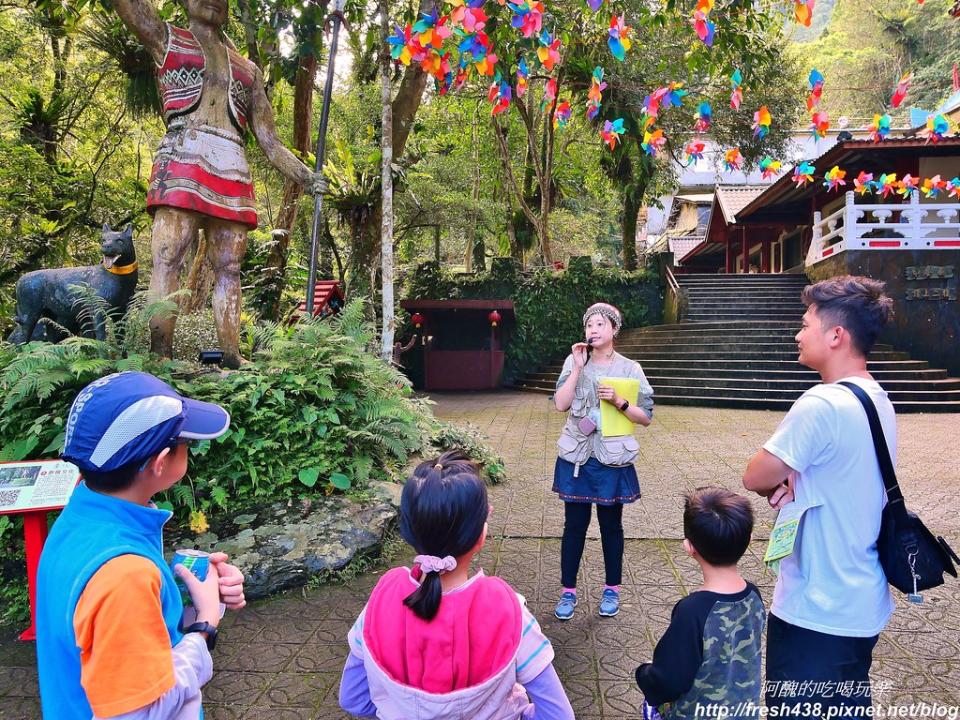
xmin=838 ymin=381 xmax=957 ymax=597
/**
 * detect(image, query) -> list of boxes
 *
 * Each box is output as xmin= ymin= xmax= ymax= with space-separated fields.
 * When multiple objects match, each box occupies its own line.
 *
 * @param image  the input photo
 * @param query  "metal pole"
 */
xmin=306 ymin=0 xmax=346 ymax=317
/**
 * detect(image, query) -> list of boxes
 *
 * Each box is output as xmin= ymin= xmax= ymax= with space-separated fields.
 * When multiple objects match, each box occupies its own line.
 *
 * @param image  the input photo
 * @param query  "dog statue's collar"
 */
xmin=104 ymin=260 xmax=138 ymax=276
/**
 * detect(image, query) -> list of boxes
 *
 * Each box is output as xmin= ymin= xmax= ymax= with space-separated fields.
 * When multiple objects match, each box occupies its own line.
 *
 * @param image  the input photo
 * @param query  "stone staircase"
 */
xmin=513 ymin=273 xmax=960 ymax=412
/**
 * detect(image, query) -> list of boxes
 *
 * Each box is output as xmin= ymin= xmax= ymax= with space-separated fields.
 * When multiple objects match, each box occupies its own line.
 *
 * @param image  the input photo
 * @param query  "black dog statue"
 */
xmin=8 ymin=224 xmax=139 ymax=344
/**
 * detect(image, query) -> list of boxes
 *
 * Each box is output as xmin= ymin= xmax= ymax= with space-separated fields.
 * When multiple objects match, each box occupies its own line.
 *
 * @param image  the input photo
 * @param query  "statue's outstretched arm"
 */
xmin=113 ymin=0 xmax=167 ymax=63
xmin=249 ymin=69 xmax=313 ymax=187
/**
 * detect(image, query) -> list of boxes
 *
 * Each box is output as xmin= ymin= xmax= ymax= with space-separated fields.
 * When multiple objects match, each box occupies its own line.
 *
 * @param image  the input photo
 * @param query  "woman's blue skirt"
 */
xmin=552 ymin=456 xmax=640 ymax=505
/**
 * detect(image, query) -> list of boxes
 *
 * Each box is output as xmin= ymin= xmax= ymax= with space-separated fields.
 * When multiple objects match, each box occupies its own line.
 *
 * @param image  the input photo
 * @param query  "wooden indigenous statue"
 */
xmin=114 ymin=0 xmax=325 ymax=368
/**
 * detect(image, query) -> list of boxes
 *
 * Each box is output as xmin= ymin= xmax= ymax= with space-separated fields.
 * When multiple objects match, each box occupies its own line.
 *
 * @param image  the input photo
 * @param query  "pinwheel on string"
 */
xmin=692 ymin=0 xmax=716 ymax=47
xmin=730 ymin=69 xmax=743 ymax=110
xmin=608 ymin=15 xmax=632 ymax=61
xmin=553 ymin=100 xmax=572 ymax=128
xmin=810 ymin=111 xmax=830 ymax=140
xmin=760 ymin=156 xmax=782 ymax=180
xmin=641 ymin=127 xmax=666 ymax=157
xmin=694 ymin=101 xmax=712 ymax=132
xmin=947 ymin=177 xmax=960 ymax=199
xmin=752 ymin=106 xmax=771 ymax=139
xmin=684 ymin=140 xmax=706 ymax=166
xmin=586 ymin=67 xmax=606 ymax=120
xmin=516 ymin=57 xmax=529 ymax=98
xmin=601 ymin=118 xmax=625 ymax=150
xmin=806 ymin=69 xmax=824 ymax=111
xmin=792 ymin=162 xmax=815 ymax=188
xmin=854 ymin=172 xmax=874 ymax=196
xmin=920 ymin=114 xmax=951 ymax=144
xmin=448 ymin=0 xmax=487 ymax=33
xmin=921 ymin=175 xmax=947 ymax=198
xmin=794 ymin=0 xmax=815 ymax=27
xmin=898 ymin=174 xmax=919 ymax=197
xmin=877 ymin=173 xmax=898 ymax=198
xmin=723 ymin=148 xmax=743 ymax=172
xmin=508 ymin=0 xmax=544 ymax=39
xmin=488 ymin=74 xmax=512 ymax=115
xmin=823 ymin=165 xmax=846 ymax=191
xmin=891 ymin=73 xmax=911 ymax=108
xmin=868 ymin=114 xmax=891 ymax=143
xmin=537 ymin=30 xmax=562 ymax=71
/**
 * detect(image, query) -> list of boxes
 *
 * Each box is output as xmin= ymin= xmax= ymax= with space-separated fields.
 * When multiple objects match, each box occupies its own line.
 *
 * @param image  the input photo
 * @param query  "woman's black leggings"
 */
xmin=560 ymin=501 xmax=624 ymax=588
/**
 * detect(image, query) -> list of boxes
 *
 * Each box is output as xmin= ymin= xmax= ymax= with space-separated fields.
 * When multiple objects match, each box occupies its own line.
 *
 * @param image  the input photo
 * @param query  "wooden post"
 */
xmin=725 ymin=235 xmax=734 ymax=274
xmin=761 ymin=239 xmax=771 ymax=274
xmin=740 ymin=227 xmax=748 ymax=273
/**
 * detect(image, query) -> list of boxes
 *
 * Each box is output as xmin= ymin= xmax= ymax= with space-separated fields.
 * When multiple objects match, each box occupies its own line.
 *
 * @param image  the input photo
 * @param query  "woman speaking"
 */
xmin=552 ymin=302 xmax=654 ymax=621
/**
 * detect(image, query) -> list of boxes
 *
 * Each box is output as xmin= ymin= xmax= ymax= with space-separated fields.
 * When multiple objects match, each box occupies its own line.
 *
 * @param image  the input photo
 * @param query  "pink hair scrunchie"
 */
xmin=415 ymin=554 xmax=457 ymax=574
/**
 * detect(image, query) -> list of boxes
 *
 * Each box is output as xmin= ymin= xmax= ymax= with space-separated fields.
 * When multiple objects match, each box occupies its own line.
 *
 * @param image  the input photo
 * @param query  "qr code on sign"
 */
xmin=0 ymin=489 xmax=21 ymax=507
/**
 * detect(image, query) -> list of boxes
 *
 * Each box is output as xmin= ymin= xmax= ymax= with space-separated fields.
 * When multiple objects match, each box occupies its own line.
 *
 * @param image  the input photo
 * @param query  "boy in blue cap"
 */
xmin=36 ymin=371 xmax=245 ymax=719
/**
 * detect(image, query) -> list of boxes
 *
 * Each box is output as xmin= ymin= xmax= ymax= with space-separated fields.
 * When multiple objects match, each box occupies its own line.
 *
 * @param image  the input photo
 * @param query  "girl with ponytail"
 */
xmin=339 ymin=451 xmax=574 ymax=720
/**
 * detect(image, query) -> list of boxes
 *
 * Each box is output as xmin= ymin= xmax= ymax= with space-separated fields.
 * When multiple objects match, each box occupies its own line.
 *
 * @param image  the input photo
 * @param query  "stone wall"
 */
xmin=806 ymin=250 xmax=960 ymax=375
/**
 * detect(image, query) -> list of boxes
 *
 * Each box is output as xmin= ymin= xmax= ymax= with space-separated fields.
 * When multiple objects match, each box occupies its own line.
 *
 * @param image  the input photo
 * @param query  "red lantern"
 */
xmin=488 ymin=310 xmax=501 ymax=328
xmin=411 ymin=312 xmax=424 ymax=329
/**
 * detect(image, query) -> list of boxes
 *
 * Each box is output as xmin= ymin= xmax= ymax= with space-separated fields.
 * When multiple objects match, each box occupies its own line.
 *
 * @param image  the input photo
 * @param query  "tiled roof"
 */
xmin=669 ymin=236 xmax=705 ymax=261
xmin=715 ymin=185 xmax=770 ymax=224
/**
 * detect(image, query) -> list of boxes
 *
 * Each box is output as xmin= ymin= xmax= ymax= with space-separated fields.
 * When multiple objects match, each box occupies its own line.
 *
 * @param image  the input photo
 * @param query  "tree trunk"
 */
xmin=621 ymin=190 xmax=639 ymax=271
xmin=262 ymin=51 xmax=319 ymax=320
xmin=379 ymin=0 xmax=395 ymax=362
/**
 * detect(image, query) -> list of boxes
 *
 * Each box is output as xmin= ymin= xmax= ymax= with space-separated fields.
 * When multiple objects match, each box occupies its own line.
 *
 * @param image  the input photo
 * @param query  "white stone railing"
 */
xmin=807 ymin=191 xmax=960 ymax=267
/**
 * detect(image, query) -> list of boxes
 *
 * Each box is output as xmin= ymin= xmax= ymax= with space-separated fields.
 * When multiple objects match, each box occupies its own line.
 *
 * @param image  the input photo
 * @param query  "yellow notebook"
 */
xmin=599 ymin=376 xmax=640 ymax=437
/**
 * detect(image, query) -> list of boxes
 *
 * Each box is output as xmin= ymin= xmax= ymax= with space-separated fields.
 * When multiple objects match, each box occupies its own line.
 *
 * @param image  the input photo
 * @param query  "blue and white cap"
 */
xmin=62 ymin=371 xmax=230 ymax=474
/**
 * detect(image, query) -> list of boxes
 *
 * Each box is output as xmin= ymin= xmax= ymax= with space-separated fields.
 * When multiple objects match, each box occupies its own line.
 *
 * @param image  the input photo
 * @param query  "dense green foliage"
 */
xmin=791 ymin=0 xmax=959 ymax=121
xmin=404 ymin=258 xmax=662 ymax=380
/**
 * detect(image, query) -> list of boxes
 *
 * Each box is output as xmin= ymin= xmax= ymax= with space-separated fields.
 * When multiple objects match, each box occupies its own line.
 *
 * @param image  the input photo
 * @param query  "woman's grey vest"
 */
xmin=556 ymin=353 xmax=645 ymax=472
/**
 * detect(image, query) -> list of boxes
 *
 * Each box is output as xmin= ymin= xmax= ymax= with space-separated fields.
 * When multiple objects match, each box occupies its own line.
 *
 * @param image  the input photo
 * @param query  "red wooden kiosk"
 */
xmin=400 ymin=299 xmax=514 ymax=391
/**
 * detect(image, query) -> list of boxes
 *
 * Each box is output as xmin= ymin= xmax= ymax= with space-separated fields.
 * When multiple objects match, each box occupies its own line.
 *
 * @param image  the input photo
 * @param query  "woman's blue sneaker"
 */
xmin=554 ymin=591 xmax=578 ymax=620
xmin=598 ymin=588 xmax=620 ymax=617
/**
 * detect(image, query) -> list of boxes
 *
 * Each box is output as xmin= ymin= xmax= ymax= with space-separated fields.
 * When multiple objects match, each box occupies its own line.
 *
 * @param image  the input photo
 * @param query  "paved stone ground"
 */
xmin=2 ymin=392 xmax=959 ymax=718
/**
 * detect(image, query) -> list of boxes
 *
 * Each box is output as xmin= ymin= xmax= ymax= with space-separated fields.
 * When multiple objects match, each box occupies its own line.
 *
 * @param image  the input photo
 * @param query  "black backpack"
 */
xmin=839 ymin=381 xmax=959 ymax=600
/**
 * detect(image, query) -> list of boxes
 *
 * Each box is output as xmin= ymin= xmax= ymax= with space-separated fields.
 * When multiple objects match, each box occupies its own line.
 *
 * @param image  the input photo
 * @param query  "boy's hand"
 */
xmin=597 ymin=383 xmax=616 ymax=402
xmin=209 ymin=551 xmax=246 ymax=610
xmin=175 ymin=561 xmax=222 ymax=627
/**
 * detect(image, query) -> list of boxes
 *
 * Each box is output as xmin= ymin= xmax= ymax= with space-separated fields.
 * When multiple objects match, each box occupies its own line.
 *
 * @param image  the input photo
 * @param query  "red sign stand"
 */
xmin=18 ymin=510 xmax=49 ymax=641
xmin=0 ymin=459 xmax=79 ymax=642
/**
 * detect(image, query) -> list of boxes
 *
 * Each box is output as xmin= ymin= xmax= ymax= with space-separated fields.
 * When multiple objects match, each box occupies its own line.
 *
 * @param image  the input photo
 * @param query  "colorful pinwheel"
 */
xmin=730 ymin=69 xmax=743 ymax=110
xmin=792 ymin=162 xmax=815 ymax=187
xmin=684 ymin=140 xmax=706 ymax=165
xmin=587 ymin=66 xmax=606 ymax=120
xmin=794 ymin=0 xmax=815 ymax=26
xmin=823 ymin=165 xmax=846 ymax=191
xmin=810 ymin=111 xmax=830 ymax=140
xmin=854 ymin=171 xmax=874 ymax=195
xmin=448 ymin=0 xmax=487 ymax=33
xmin=752 ymin=106 xmax=772 ymax=139
xmin=541 ymin=77 xmax=557 ymax=113
xmin=387 ymin=24 xmax=413 ymax=65
xmin=488 ymin=76 xmax=512 ymax=115
xmin=868 ymin=114 xmax=891 ymax=143
xmin=601 ymin=118 xmax=625 ymax=150
xmin=947 ymin=177 xmax=960 ymax=199
xmin=806 ymin=69 xmax=824 ymax=111
xmin=723 ymin=148 xmax=743 ymax=172
xmin=692 ymin=0 xmax=716 ymax=48
xmin=508 ymin=0 xmax=544 ymax=39
xmin=516 ymin=57 xmax=529 ymax=97
xmin=898 ymin=174 xmax=918 ymax=197
xmin=921 ymin=175 xmax=947 ymax=198
xmin=586 ymin=0 xmax=604 ymax=11
xmin=877 ymin=173 xmax=898 ymax=198
xmin=921 ymin=114 xmax=951 ymax=144
xmin=760 ymin=156 xmax=782 ymax=180
xmin=536 ymin=30 xmax=561 ymax=71
xmin=553 ymin=100 xmax=572 ymax=128
xmin=694 ymin=101 xmax=712 ymax=132
xmin=641 ymin=128 xmax=666 ymax=156
xmin=891 ymin=72 xmax=911 ymax=109
xmin=644 ymin=82 xmax=687 ymax=118
xmin=608 ymin=15 xmax=632 ymax=61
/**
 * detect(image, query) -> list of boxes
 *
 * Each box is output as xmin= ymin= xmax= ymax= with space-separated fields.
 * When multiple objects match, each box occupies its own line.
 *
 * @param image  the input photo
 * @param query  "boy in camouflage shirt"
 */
xmin=636 ymin=488 xmax=765 ymax=720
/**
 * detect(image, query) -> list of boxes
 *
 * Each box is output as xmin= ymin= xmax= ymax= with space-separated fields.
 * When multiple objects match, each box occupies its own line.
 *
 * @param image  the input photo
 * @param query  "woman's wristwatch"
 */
xmin=618 ymin=399 xmax=629 ymax=412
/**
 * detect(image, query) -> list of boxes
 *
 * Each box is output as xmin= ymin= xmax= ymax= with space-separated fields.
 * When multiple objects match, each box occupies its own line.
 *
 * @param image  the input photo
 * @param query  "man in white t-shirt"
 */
xmin=743 ymin=275 xmax=896 ymax=716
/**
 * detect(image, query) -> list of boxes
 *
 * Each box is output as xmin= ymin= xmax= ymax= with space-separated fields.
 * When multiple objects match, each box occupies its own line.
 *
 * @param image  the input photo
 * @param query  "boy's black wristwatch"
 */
xmin=618 ymin=399 xmax=629 ymax=412
xmin=184 ymin=621 xmax=218 ymax=651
